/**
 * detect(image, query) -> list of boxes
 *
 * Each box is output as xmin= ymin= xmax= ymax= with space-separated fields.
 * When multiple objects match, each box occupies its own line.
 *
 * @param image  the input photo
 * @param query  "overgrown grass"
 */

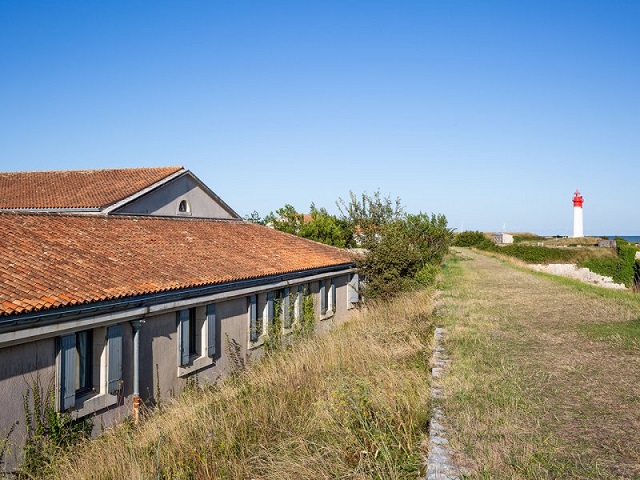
xmin=48 ymin=291 xmax=435 ymax=479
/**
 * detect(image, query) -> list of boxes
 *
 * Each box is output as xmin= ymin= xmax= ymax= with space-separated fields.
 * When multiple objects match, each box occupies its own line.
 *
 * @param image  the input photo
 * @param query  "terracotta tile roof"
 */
xmin=0 ymin=213 xmax=354 ymax=317
xmin=0 ymin=166 xmax=183 ymax=210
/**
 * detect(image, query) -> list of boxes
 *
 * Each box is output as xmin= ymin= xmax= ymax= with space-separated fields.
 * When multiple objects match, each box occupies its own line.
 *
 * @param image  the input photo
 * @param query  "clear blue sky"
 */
xmin=1 ymin=1 xmax=638 ymax=235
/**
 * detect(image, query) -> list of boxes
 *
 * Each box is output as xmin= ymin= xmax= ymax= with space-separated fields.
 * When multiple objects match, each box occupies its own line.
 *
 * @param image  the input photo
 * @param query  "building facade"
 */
xmin=0 ymin=168 xmax=358 ymax=471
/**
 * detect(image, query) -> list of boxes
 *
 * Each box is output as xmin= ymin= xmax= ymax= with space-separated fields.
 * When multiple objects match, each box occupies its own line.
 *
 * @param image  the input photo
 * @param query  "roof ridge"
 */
xmin=0 ymin=166 xmax=183 ymax=175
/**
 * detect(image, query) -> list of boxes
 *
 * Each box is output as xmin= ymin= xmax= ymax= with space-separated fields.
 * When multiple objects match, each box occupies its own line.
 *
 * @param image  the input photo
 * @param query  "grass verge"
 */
xmin=48 ymin=290 xmax=435 ymax=479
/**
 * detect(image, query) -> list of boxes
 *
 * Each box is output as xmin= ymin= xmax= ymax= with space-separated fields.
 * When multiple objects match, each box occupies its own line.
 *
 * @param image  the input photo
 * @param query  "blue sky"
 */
xmin=1 ymin=1 xmax=638 ymax=235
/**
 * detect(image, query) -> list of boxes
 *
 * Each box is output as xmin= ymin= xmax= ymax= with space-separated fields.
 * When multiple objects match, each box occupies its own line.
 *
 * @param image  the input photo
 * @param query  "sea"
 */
xmin=602 ymin=236 xmax=640 ymax=244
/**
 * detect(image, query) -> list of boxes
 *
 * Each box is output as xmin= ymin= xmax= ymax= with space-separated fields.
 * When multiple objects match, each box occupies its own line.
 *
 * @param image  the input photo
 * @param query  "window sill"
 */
xmin=320 ymin=310 xmax=335 ymax=321
xmin=248 ymin=334 xmax=266 ymax=350
xmin=72 ymin=391 xmax=118 ymax=419
xmin=178 ymin=354 xmax=215 ymax=377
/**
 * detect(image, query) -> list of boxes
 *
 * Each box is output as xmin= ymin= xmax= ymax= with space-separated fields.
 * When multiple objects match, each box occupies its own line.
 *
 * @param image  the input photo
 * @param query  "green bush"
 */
xmin=496 ymin=245 xmax=577 ymax=264
xmin=512 ymin=233 xmax=544 ymax=243
xmin=584 ymin=240 xmax=639 ymax=287
xmin=453 ymin=231 xmax=491 ymax=248
xmin=414 ymin=263 xmax=439 ymax=286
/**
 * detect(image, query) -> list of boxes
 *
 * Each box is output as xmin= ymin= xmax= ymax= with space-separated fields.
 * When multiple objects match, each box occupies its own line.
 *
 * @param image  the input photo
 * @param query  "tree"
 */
xmin=264 ymin=204 xmax=303 ymax=235
xmin=243 ymin=211 xmax=265 ymax=225
xmin=336 ymin=190 xmax=404 ymax=247
xmin=298 ymin=204 xmax=347 ymax=247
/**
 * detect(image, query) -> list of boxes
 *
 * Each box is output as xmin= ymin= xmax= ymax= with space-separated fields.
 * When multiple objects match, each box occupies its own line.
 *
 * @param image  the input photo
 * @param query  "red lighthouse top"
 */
xmin=572 ymin=189 xmax=584 ymax=208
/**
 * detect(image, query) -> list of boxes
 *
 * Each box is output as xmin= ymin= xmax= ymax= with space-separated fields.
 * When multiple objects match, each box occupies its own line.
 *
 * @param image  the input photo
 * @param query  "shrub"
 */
xmin=414 ymin=263 xmax=439 ymax=286
xmin=453 ymin=230 xmax=490 ymax=247
xmin=497 ymin=245 xmax=577 ymax=264
xmin=582 ymin=240 xmax=638 ymax=287
xmin=512 ymin=233 xmax=544 ymax=243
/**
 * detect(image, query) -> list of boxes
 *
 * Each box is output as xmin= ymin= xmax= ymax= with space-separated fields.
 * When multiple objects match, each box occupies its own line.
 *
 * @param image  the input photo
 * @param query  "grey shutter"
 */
xmin=59 ymin=334 xmax=76 ymax=411
xmin=330 ymin=280 xmax=336 ymax=312
xmin=207 ymin=304 xmax=216 ymax=357
xmin=107 ymin=325 xmax=123 ymax=395
xmin=320 ymin=281 xmax=327 ymax=315
xmin=249 ymin=295 xmax=257 ymax=342
xmin=283 ymin=287 xmax=291 ymax=328
xmin=178 ymin=309 xmax=190 ymax=366
xmin=348 ymin=273 xmax=359 ymax=305
xmin=267 ymin=292 xmax=274 ymax=326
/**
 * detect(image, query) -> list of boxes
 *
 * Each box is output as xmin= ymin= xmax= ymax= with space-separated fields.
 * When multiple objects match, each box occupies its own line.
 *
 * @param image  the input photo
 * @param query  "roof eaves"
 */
xmin=0 ymin=207 xmax=102 ymax=213
xmin=0 ymin=262 xmax=356 ymax=330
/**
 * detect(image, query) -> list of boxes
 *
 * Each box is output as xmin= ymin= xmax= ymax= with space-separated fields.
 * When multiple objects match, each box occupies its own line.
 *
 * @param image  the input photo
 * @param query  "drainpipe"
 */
xmin=130 ymin=319 xmax=143 ymax=424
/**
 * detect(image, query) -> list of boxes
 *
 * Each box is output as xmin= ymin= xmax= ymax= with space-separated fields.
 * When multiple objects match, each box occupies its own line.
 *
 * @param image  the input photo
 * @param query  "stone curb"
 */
xmin=426 ymin=327 xmax=465 ymax=480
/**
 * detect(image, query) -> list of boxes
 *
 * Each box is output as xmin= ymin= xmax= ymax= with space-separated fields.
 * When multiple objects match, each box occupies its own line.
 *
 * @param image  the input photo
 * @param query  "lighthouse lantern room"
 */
xmin=572 ymin=189 xmax=584 ymax=238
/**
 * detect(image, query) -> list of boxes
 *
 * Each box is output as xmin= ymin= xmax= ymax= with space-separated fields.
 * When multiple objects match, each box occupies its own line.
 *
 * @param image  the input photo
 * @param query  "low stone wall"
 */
xmin=529 ymin=263 xmax=626 ymax=289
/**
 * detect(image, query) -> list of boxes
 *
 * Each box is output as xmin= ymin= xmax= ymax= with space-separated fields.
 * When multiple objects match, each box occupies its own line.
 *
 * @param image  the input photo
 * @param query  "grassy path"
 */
xmin=438 ymin=248 xmax=640 ymax=479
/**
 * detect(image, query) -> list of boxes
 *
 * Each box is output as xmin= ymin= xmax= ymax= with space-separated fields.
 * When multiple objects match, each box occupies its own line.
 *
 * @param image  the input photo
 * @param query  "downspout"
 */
xmin=130 ymin=319 xmax=143 ymax=424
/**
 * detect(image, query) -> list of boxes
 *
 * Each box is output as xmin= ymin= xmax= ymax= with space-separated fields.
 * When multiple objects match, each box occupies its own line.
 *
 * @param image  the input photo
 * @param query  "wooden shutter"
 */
xmin=107 ymin=325 xmax=123 ymax=395
xmin=348 ymin=273 xmax=360 ymax=305
xmin=59 ymin=334 xmax=76 ymax=411
xmin=249 ymin=295 xmax=258 ymax=342
xmin=178 ymin=309 xmax=190 ymax=366
xmin=320 ymin=281 xmax=327 ymax=315
xmin=207 ymin=304 xmax=216 ymax=357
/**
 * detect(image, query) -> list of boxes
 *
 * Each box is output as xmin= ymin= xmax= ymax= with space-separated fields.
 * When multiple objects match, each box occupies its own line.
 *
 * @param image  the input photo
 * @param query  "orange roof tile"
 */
xmin=0 ymin=213 xmax=354 ymax=317
xmin=0 ymin=167 xmax=183 ymax=210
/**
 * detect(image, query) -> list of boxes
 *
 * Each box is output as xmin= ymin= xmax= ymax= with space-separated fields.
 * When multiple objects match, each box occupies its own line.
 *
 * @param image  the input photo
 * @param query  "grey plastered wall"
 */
xmin=114 ymin=175 xmax=235 ymax=219
xmin=0 ymin=338 xmax=55 ymax=471
xmin=141 ymin=297 xmax=248 ymax=403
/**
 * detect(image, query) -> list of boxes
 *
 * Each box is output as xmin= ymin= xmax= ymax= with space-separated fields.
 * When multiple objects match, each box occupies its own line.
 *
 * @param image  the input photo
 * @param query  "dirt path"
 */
xmin=438 ymin=248 xmax=640 ymax=479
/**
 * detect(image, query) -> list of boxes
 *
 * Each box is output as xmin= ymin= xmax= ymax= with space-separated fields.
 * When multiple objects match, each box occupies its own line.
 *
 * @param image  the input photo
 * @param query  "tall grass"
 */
xmin=49 ymin=290 xmax=434 ymax=479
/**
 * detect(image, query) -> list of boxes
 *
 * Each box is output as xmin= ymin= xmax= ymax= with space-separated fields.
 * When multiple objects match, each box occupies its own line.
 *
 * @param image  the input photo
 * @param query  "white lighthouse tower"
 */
xmin=572 ymin=189 xmax=584 ymax=238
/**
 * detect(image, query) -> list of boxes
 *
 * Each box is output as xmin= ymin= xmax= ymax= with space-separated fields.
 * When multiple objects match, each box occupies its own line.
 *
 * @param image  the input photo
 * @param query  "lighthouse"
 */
xmin=572 ymin=189 xmax=584 ymax=237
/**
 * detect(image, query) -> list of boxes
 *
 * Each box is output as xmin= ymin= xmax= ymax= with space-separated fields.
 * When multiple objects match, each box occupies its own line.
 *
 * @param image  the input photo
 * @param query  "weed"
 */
xmin=18 ymin=375 xmax=91 ymax=478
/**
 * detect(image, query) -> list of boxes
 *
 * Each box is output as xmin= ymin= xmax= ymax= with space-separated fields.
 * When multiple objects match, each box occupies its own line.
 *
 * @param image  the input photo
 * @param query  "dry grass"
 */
xmin=48 ymin=290 xmax=435 ymax=479
xmin=438 ymin=248 xmax=640 ymax=479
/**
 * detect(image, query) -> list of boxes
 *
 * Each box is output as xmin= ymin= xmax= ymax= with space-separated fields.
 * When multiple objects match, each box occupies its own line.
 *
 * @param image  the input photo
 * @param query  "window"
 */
xmin=329 ymin=279 xmax=336 ymax=313
xmin=188 ymin=308 xmax=198 ymax=356
xmin=320 ymin=279 xmax=336 ymax=317
xmin=320 ymin=281 xmax=327 ymax=315
xmin=294 ymin=285 xmax=304 ymax=323
xmin=58 ymin=325 xmax=122 ymax=413
xmin=249 ymin=295 xmax=260 ymax=342
xmin=177 ymin=199 xmax=191 ymax=215
xmin=283 ymin=287 xmax=293 ymax=329
xmin=267 ymin=291 xmax=277 ymax=328
xmin=75 ymin=330 xmax=92 ymax=394
xmin=177 ymin=304 xmax=217 ymax=370
xmin=249 ymin=290 xmax=296 ymax=345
